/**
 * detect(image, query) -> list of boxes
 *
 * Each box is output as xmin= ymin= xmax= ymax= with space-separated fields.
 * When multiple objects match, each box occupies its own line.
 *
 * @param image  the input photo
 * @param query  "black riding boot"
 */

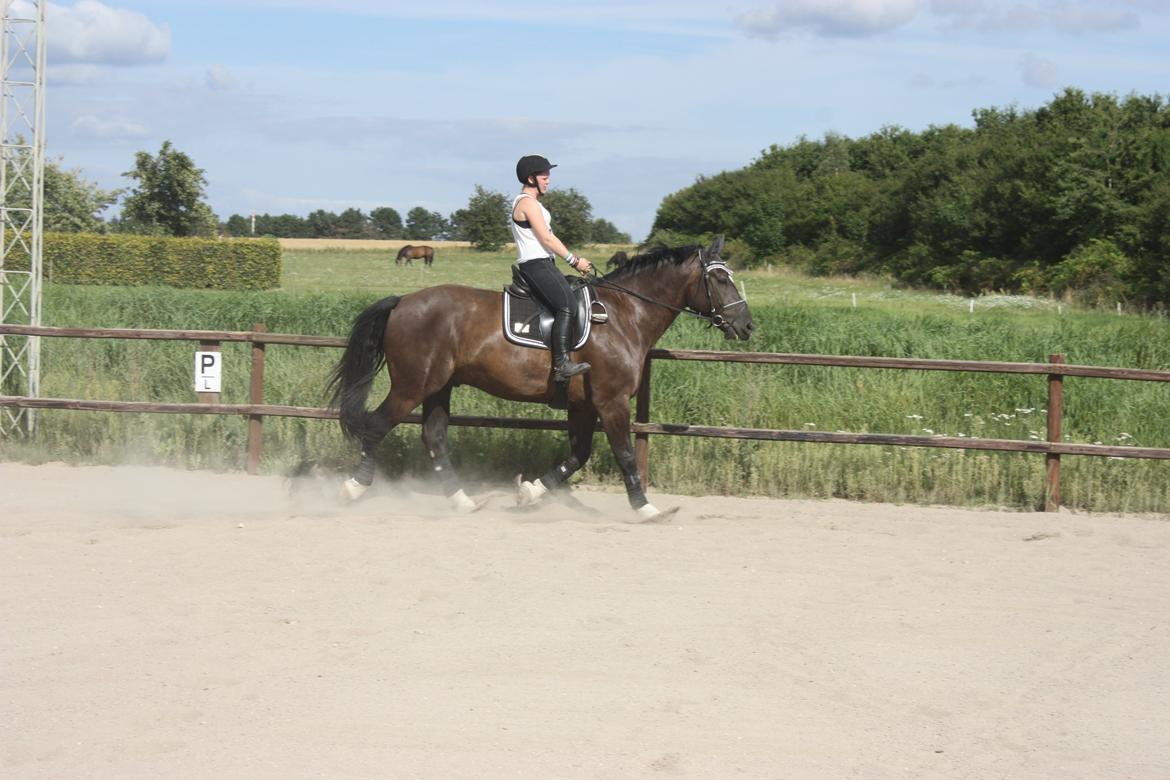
xmin=552 ymin=311 xmax=590 ymax=382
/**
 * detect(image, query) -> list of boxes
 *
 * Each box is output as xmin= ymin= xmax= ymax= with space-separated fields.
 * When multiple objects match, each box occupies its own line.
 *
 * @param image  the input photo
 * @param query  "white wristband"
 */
xmin=565 ymin=253 xmax=578 ymax=268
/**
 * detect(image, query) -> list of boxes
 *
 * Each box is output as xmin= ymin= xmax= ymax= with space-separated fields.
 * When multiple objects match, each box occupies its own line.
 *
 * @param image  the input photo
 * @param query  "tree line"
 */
xmin=23 ymin=141 xmax=630 ymax=249
xmin=221 ymin=194 xmax=630 ymax=247
xmin=652 ymin=88 xmax=1170 ymax=306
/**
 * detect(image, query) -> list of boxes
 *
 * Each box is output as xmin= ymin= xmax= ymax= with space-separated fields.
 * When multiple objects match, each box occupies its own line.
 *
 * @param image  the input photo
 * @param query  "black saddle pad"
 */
xmin=502 ymin=273 xmax=599 ymax=351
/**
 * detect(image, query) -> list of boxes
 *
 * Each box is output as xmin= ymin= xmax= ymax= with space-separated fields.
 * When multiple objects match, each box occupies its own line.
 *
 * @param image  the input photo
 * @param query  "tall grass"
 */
xmin=3 ymin=247 xmax=1168 ymax=513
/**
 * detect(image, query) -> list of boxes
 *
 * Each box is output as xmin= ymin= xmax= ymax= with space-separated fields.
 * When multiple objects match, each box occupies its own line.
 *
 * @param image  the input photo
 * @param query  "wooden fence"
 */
xmin=3 ymin=323 xmax=1170 ymax=511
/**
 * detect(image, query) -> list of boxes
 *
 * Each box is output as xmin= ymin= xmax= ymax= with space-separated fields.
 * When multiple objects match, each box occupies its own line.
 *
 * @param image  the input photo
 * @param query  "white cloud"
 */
xmin=931 ymin=1 xmax=1140 ymax=34
xmin=72 ymin=114 xmax=150 ymax=139
xmin=908 ymin=71 xmax=987 ymax=89
xmin=206 ymin=64 xmax=237 ymax=90
xmin=255 ymin=115 xmax=610 ymax=162
xmin=738 ymin=0 xmax=920 ymax=38
xmin=48 ymin=63 xmax=103 ymax=85
xmin=36 ymin=0 xmax=170 ymax=66
xmin=1019 ymin=53 xmax=1058 ymax=87
xmin=195 ymin=0 xmax=737 ymax=37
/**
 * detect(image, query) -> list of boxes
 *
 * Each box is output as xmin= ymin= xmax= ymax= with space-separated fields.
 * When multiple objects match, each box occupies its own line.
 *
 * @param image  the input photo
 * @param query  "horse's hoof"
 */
xmin=636 ymin=503 xmax=661 ymax=520
xmin=632 ymin=503 xmax=678 ymax=522
xmin=449 ymin=489 xmax=484 ymax=514
xmin=340 ymin=477 xmax=369 ymax=501
xmin=516 ymin=478 xmax=548 ymax=506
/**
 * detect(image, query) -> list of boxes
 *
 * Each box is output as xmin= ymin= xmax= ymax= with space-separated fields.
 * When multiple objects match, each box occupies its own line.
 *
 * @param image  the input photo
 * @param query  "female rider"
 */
xmin=510 ymin=155 xmax=594 ymax=382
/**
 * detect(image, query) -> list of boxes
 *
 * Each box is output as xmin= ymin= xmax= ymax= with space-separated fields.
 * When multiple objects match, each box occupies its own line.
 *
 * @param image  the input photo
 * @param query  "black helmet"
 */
xmin=516 ymin=154 xmax=556 ymax=184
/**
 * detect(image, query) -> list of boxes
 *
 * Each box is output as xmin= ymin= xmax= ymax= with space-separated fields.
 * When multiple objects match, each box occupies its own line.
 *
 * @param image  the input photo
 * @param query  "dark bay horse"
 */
xmin=395 ymin=244 xmax=434 ymax=267
xmin=328 ymin=236 xmax=753 ymax=518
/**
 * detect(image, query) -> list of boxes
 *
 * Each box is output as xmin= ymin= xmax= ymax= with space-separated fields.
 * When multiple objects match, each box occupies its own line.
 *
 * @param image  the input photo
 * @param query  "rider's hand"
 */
xmin=576 ymin=257 xmax=593 ymax=275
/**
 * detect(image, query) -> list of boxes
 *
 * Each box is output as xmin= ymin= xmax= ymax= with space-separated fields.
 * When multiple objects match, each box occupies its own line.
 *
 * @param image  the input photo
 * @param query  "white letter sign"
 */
xmin=195 ymin=351 xmax=222 ymax=393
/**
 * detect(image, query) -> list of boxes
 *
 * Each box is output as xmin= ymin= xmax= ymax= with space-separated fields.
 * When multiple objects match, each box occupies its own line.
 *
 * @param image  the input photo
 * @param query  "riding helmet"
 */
xmin=516 ymin=155 xmax=557 ymax=184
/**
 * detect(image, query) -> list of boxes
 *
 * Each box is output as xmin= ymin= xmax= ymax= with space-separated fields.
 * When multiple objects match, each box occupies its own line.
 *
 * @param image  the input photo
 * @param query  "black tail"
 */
xmin=326 ymin=295 xmax=401 ymax=442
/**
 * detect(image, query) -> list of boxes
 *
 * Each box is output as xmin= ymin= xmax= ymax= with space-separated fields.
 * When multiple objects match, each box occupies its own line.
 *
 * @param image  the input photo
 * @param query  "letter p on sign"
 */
xmin=195 ymin=351 xmax=222 ymax=392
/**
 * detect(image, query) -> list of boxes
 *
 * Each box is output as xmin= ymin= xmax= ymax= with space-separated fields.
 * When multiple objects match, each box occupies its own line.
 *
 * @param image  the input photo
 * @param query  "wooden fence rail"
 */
xmin=3 ymin=323 xmax=1170 ymax=512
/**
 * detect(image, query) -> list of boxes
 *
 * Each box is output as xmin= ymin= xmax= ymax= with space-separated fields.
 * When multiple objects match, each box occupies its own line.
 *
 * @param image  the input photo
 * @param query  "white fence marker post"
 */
xmin=195 ymin=351 xmax=222 ymax=393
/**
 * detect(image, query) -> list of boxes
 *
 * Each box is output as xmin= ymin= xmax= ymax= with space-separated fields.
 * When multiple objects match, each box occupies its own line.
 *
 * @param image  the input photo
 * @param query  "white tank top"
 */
xmin=511 ymin=193 xmax=552 ymax=262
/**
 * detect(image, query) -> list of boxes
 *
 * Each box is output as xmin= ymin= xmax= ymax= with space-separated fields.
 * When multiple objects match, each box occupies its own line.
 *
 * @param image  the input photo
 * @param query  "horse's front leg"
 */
xmin=517 ymin=406 xmax=597 ymax=505
xmin=421 ymin=385 xmax=480 ymax=513
xmin=597 ymin=401 xmax=662 ymax=519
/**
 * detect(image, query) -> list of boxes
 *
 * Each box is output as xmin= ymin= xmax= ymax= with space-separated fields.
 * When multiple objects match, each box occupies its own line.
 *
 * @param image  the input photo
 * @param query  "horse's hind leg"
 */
xmin=341 ymin=389 xmax=415 ymax=500
xmin=421 ymin=385 xmax=480 ymax=513
xmin=518 ymin=406 xmax=597 ymax=504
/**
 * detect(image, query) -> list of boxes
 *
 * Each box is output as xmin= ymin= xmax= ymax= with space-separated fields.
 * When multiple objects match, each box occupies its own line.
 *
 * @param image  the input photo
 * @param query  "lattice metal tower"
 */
xmin=0 ymin=0 xmax=45 ymax=436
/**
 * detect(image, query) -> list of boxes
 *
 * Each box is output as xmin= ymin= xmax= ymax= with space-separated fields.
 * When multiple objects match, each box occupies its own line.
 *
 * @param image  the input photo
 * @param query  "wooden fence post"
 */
xmin=1046 ymin=353 xmax=1065 ymax=512
xmin=246 ymin=325 xmax=266 ymax=474
xmin=635 ymin=355 xmax=652 ymax=487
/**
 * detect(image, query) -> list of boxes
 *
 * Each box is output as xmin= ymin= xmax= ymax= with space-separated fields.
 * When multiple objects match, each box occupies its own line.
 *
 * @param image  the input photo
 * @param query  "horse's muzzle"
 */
xmin=723 ymin=316 xmax=754 ymax=341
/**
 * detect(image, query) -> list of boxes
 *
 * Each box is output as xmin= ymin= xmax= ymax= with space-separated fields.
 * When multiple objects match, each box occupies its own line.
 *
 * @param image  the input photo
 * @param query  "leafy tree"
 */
xmin=590 ymin=218 xmax=630 ymax=244
xmin=449 ymin=185 xmax=510 ymax=250
xmin=307 ymin=209 xmax=340 ymax=237
xmin=369 ymin=206 xmax=403 ymax=239
xmin=264 ymin=213 xmax=313 ymax=237
xmin=44 ymin=160 xmax=119 ymax=232
xmin=541 ymin=188 xmax=593 ymax=247
xmin=405 ymin=207 xmax=449 ymax=240
xmin=224 ymin=214 xmax=250 ymax=236
xmin=650 ymin=89 xmax=1170 ymax=304
xmin=118 ymin=140 xmax=217 ymax=237
xmin=336 ymin=207 xmax=369 ymax=238
xmin=2 ymin=146 xmax=118 ymax=232
xmin=1048 ymin=237 xmax=1133 ymax=305
xmin=223 ymin=212 xmax=318 ymax=238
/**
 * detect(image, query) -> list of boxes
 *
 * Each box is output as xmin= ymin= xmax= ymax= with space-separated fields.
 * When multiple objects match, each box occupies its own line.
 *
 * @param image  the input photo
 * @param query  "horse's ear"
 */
xmin=708 ymin=234 xmax=725 ymax=257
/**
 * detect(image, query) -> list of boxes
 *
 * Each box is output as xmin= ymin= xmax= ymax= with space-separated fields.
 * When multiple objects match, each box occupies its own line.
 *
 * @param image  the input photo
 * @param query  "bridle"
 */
xmin=590 ymin=247 xmax=746 ymax=330
xmin=696 ymin=249 xmax=747 ymax=329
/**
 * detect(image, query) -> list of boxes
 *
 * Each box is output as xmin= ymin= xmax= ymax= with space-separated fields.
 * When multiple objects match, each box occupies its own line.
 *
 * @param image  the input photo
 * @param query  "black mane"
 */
xmin=601 ymin=244 xmax=701 ymax=281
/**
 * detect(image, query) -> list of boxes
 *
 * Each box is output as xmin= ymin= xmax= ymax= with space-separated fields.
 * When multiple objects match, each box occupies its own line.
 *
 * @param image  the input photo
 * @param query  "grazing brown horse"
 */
xmin=395 ymin=244 xmax=434 ymax=267
xmin=328 ymin=236 xmax=753 ymax=518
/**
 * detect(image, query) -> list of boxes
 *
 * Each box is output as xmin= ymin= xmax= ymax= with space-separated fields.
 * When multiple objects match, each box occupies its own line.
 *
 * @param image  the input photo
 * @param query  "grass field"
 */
xmin=3 ymin=242 xmax=1169 ymax=513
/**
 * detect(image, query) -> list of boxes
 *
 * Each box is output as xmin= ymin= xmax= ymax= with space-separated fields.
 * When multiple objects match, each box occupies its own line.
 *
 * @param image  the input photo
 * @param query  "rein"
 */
xmin=588 ymin=248 xmax=744 ymax=327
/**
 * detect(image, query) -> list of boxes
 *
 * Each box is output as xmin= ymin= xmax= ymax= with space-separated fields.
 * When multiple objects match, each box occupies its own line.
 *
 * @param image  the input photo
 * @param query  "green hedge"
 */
xmin=41 ymin=232 xmax=281 ymax=290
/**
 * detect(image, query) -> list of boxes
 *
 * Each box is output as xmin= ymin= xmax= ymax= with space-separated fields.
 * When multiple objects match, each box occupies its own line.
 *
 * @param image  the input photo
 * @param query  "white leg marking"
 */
xmin=636 ymin=503 xmax=661 ymax=520
xmin=450 ymin=489 xmax=479 ymax=514
xmin=516 ymin=478 xmax=549 ymax=506
xmin=341 ymin=477 xmax=369 ymax=501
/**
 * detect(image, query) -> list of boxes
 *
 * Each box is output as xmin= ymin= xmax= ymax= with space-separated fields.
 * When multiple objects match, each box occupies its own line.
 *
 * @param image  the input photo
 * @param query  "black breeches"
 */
xmin=517 ymin=257 xmax=573 ymax=316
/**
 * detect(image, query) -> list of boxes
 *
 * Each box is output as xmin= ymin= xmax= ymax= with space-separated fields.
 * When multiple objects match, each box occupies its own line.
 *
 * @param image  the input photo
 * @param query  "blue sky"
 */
xmin=40 ymin=0 xmax=1170 ymax=240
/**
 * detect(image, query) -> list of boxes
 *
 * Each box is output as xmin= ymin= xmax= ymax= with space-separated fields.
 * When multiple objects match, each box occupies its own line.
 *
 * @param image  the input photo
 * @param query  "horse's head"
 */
xmin=686 ymin=236 xmax=754 ymax=341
